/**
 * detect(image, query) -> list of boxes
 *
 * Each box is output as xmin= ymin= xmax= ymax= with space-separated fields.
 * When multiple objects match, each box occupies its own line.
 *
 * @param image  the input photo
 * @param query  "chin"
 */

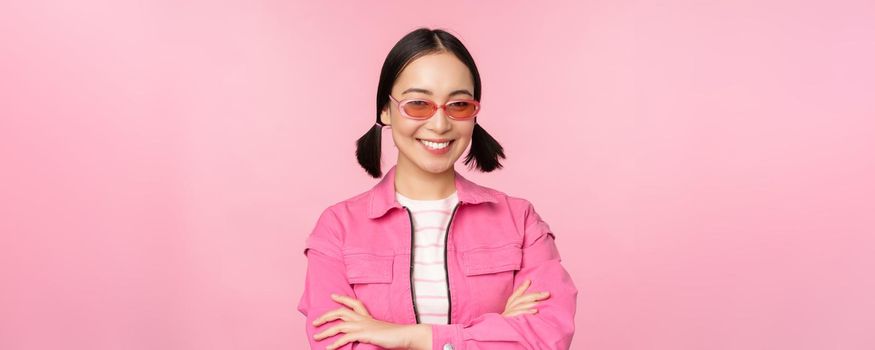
xmin=417 ymin=159 xmax=458 ymax=174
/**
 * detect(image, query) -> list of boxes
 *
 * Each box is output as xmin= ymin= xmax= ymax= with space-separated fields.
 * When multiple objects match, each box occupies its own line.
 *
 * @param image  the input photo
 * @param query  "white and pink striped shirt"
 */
xmin=395 ymin=190 xmax=459 ymax=325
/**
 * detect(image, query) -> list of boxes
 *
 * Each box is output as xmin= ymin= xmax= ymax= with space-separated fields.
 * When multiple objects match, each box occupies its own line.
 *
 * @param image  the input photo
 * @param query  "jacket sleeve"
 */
xmin=296 ymin=208 xmax=383 ymax=350
xmin=429 ymin=200 xmax=579 ymax=350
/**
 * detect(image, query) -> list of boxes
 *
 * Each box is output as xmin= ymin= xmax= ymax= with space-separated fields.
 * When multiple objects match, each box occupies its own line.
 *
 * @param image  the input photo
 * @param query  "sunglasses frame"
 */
xmin=388 ymin=94 xmax=480 ymax=121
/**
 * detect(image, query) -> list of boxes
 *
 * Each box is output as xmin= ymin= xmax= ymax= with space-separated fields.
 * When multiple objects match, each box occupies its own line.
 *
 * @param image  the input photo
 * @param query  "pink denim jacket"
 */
xmin=297 ymin=165 xmax=578 ymax=349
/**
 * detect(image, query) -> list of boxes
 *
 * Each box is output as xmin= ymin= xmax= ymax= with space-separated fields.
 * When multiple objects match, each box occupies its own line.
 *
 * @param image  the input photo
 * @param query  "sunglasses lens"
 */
xmin=402 ymin=100 xmax=435 ymax=119
xmin=399 ymin=99 xmax=479 ymax=119
xmin=446 ymin=101 xmax=478 ymax=119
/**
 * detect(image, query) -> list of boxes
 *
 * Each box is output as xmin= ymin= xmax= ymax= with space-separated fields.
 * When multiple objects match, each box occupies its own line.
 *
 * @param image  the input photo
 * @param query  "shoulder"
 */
xmin=504 ymin=194 xmax=548 ymax=234
xmin=468 ymin=181 xmax=551 ymax=235
xmin=476 ymin=183 xmax=553 ymax=238
xmin=306 ymin=186 xmax=380 ymax=253
xmin=470 ymin=181 xmax=540 ymax=218
xmin=308 ymin=188 xmax=369 ymax=233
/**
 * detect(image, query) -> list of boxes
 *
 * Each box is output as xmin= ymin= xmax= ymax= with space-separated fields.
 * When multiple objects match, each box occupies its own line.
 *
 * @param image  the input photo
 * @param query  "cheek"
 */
xmin=391 ymin=127 xmax=418 ymax=142
xmin=456 ymin=130 xmax=474 ymax=147
xmin=390 ymin=118 xmax=420 ymax=136
xmin=390 ymin=129 xmax=419 ymax=153
xmin=455 ymin=139 xmax=471 ymax=152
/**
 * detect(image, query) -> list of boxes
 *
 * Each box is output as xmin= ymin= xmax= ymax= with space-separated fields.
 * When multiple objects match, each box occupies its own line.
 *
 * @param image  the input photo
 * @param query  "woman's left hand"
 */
xmin=312 ymin=293 xmax=431 ymax=350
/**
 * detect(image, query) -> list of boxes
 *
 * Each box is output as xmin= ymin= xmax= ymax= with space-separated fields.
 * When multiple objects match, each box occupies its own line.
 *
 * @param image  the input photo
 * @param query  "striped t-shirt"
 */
xmin=395 ymin=190 xmax=459 ymax=325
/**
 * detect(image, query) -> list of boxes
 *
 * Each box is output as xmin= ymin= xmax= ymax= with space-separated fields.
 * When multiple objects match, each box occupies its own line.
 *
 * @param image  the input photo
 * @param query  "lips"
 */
xmin=416 ymin=138 xmax=454 ymax=143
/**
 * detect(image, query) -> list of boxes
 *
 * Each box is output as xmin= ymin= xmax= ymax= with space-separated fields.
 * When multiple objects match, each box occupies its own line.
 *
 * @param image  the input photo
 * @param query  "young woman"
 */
xmin=297 ymin=27 xmax=578 ymax=350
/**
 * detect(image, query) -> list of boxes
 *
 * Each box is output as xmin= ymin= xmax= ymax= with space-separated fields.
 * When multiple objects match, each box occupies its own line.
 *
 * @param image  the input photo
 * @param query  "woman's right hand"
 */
xmin=502 ymin=279 xmax=550 ymax=317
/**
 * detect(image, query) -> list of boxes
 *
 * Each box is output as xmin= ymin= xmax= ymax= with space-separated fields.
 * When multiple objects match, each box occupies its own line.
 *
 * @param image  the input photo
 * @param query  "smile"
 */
xmin=417 ymin=138 xmax=454 ymax=150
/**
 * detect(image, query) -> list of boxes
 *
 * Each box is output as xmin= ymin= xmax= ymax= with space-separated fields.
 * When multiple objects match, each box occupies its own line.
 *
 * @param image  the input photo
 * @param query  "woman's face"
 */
xmin=380 ymin=51 xmax=476 ymax=175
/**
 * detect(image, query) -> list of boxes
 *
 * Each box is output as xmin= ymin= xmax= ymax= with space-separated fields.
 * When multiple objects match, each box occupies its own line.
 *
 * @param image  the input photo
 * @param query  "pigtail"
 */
xmin=463 ymin=122 xmax=505 ymax=172
xmin=356 ymin=122 xmax=384 ymax=178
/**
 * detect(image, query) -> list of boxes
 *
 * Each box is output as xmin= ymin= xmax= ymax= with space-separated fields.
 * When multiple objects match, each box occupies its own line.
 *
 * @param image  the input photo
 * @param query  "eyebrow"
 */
xmin=402 ymin=87 xmax=473 ymax=98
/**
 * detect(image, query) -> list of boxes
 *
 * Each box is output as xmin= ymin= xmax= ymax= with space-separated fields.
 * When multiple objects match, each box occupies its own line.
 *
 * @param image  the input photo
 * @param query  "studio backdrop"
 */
xmin=1 ymin=0 xmax=873 ymax=349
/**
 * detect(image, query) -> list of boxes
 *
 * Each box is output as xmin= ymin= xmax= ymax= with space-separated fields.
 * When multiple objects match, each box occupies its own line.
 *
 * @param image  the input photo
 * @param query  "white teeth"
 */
xmin=419 ymin=139 xmax=450 ymax=150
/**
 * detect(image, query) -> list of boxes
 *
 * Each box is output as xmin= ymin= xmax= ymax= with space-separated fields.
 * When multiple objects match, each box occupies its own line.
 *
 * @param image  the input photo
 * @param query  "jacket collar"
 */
xmin=367 ymin=164 xmax=498 ymax=219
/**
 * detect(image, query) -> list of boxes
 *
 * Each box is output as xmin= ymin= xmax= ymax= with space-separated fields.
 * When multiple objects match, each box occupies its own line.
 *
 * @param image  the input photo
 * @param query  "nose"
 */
xmin=426 ymin=105 xmax=452 ymax=133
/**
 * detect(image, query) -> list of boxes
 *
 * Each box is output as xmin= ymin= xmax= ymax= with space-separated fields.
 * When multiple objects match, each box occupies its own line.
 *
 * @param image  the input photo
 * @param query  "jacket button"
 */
xmin=442 ymin=344 xmax=455 ymax=350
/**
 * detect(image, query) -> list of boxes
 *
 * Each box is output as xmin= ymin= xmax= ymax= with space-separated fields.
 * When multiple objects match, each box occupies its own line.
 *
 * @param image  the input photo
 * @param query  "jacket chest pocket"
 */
xmin=343 ymin=252 xmax=395 ymax=320
xmin=460 ymin=245 xmax=522 ymax=314
xmin=345 ymin=253 xmax=394 ymax=284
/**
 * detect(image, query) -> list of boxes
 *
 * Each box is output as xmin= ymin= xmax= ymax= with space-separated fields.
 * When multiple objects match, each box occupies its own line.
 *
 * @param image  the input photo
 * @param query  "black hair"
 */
xmin=355 ymin=27 xmax=506 ymax=178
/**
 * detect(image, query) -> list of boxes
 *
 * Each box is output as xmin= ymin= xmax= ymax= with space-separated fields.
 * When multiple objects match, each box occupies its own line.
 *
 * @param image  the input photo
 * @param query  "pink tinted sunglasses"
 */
xmin=388 ymin=94 xmax=480 ymax=121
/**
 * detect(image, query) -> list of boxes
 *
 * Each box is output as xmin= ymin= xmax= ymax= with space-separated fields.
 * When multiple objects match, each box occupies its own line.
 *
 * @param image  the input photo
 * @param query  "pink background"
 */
xmin=2 ymin=0 xmax=873 ymax=349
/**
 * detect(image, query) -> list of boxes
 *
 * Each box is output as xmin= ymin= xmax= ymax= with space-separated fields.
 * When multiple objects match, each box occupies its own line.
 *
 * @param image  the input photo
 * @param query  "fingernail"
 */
xmin=330 ymin=293 xmax=338 ymax=298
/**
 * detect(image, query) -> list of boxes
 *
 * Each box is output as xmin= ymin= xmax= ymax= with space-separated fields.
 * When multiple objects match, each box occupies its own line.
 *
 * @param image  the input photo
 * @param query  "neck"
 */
xmin=394 ymin=158 xmax=456 ymax=200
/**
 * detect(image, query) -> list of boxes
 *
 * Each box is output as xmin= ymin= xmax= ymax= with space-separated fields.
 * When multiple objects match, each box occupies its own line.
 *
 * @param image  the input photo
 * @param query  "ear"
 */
xmin=380 ymin=107 xmax=391 ymax=126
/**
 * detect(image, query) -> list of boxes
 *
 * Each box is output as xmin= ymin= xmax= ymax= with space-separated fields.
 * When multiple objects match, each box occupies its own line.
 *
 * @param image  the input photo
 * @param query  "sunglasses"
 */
xmin=388 ymin=94 xmax=481 ymax=121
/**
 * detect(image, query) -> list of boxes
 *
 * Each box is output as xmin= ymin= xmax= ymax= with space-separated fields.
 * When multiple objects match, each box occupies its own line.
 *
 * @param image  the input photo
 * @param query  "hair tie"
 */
xmin=375 ymin=122 xmax=383 ymax=128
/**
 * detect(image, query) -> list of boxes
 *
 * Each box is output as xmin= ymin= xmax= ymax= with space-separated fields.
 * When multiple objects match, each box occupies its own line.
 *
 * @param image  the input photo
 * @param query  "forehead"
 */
xmin=393 ymin=52 xmax=474 ymax=95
